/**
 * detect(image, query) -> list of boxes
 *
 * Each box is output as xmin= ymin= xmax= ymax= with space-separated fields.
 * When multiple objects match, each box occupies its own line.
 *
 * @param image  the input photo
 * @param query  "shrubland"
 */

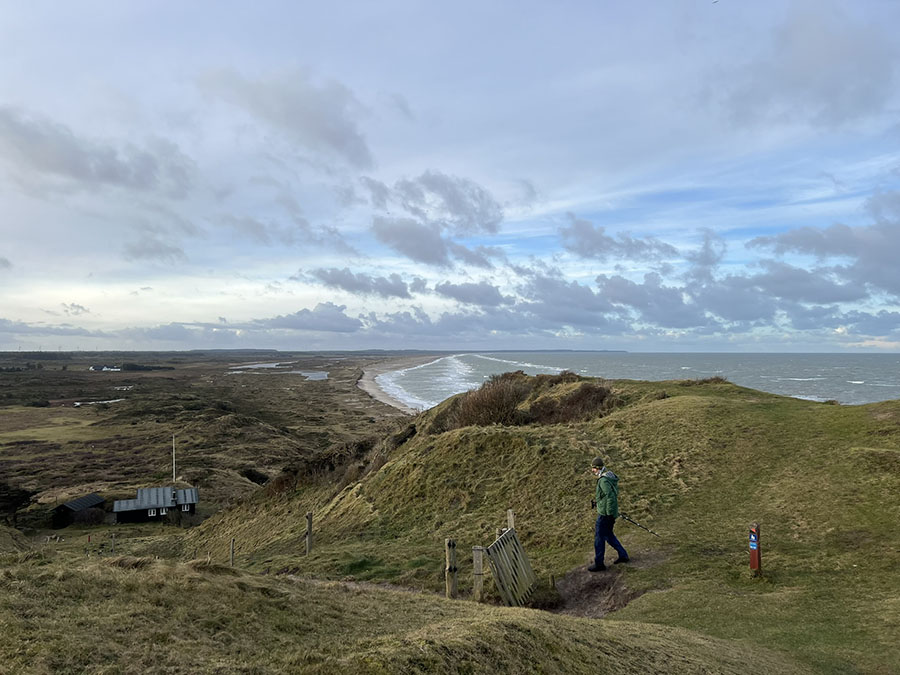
xmin=1 ymin=358 xmax=898 ymax=673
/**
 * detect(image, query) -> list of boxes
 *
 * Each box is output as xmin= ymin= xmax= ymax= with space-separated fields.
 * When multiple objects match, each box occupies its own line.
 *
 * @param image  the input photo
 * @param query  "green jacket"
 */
xmin=595 ymin=469 xmax=620 ymax=517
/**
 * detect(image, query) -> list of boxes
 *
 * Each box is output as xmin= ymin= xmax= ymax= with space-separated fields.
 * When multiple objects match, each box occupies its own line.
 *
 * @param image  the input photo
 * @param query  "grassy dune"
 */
xmin=0 ymin=352 xmax=407 ymax=516
xmin=182 ymin=374 xmax=900 ymax=673
xmin=3 ymin=359 xmax=898 ymax=672
xmin=0 ymin=552 xmax=811 ymax=674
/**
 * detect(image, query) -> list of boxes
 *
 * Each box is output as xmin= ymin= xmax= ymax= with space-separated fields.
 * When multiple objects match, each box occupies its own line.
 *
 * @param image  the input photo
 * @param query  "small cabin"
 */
xmin=52 ymin=493 xmax=106 ymax=528
xmin=113 ymin=487 xmax=199 ymax=524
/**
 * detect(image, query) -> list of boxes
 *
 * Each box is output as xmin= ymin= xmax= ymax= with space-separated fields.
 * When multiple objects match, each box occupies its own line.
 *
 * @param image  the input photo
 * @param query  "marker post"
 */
xmin=749 ymin=522 xmax=761 ymax=576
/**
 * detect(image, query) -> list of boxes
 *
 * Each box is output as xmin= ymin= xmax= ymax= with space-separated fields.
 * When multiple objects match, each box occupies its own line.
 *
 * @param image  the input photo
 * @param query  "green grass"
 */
xmin=181 ymin=376 xmax=900 ymax=672
xmin=4 ymin=361 xmax=899 ymax=672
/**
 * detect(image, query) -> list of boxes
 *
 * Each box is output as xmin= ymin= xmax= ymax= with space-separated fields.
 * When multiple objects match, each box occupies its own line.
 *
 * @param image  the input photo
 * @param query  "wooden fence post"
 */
xmin=305 ymin=512 xmax=313 ymax=555
xmin=445 ymin=538 xmax=458 ymax=599
xmin=507 ymin=509 xmax=515 ymax=531
xmin=230 ymin=538 xmax=235 ymax=567
xmin=473 ymin=546 xmax=485 ymax=602
xmin=111 ymin=533 xmax=116 ymax=555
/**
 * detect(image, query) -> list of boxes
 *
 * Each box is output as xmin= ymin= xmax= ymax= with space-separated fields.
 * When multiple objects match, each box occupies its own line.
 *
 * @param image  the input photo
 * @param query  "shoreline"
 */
xmin=357 ymin=355 xmax=448 ymax=415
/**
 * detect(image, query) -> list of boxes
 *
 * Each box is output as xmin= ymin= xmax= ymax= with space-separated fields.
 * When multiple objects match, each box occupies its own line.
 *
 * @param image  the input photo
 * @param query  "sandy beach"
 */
xmin=357 ymin=354 xmax=447 ymax=414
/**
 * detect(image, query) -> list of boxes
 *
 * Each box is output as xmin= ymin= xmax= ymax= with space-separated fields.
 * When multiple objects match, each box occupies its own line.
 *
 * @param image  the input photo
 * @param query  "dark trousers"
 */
xmin=594 ymin=515 xmax=628 ymax=565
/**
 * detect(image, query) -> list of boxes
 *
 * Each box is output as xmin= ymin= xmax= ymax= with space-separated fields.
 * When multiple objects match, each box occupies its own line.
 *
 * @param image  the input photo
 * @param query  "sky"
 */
xmin=1 ymin=1 xmax=899 ymax=353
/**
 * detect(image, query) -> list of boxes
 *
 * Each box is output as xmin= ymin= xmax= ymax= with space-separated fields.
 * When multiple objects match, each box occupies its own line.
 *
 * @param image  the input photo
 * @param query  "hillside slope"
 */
xmin=183 ymin=374 xmax=900 ymax=672
xmin=0 ymin=552 xmax=812 ymax=674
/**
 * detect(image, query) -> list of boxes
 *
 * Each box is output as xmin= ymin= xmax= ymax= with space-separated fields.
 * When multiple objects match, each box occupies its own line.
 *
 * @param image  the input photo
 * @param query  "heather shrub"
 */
xmin=449 ymin=371 xmax=531 ymax=428
xmin=526 ymin=382 xmax=617 ymax=424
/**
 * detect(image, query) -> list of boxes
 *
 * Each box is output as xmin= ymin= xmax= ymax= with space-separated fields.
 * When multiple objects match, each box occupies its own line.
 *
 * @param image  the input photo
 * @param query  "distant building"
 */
xmin=52 ymin=493 xmax=106 ymax=528
xmin=113 ymin=487 xmax=199 ymax=524
xmin=89 ymin=365 xmax=121 ymax=372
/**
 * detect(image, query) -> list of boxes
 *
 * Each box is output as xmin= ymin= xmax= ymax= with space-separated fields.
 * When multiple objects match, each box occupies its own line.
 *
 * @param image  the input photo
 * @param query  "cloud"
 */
xmin=559 ymin=214 xmax=678 ymax=261
xmin=434 ymin=281 xmax=511 ymax=307
xmin=405 ymin=170 xmax=503 ymax=235
xmin=372 ymin=216 xmax=450 ymax=266
xmin=198 ymin=68 xmax=373 ymax=168
xmin=446 ymin=242 xmax=500 ymax=269
xmin=123 ymin=236 xmax=187 ymax=264
xmin=218 ymin=214 xmax=313 ymax=246
xmin=256 ymin=302 xmax=362 ymax=332
xmin=684 ymin=230 xmax=727 ymax=283
xmin=364 ymin=171 xmax=504 ymax=235
xmin=0 ymin=106 xmax=194 ymax=197
xmin=517 ymin=270 xmax=622 ymax=328
xmin=61 ymin=303 xmax=90 ymax=316
xmin=0 ymin=257 xmax=11 ymax=270
xmin=749 ymin=193 xmax=900 ymax=296
xmin=309 ymin=267 xmax=412 ymax=299
xmin=0 ymin=317 xmax=105 ymax=337
xmin=596 ymin=273 xmax=708 ymax=328
xmin=690 ymin=274 xmax=777 ymax=323
xmin=748 ymin=260 xmax=868 ymax=304
xmin=716 ymin=2 xmax=898 ymax=127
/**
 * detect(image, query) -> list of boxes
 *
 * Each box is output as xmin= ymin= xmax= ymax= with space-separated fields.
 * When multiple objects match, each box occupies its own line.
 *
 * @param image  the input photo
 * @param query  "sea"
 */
xmin=376 ymin=352 xmax=900 ymax=410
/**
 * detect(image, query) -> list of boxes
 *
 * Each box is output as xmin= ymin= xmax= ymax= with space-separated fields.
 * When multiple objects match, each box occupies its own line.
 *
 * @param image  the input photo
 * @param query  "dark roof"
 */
xmin=113 ymin=486 xmax=199 ymax=513
xmin=58 ymin=493 xmax=105 ymax=512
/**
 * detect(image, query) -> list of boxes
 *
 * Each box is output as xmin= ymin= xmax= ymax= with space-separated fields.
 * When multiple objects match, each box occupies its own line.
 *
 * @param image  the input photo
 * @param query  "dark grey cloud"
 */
xmin=0 ymin=106 xmax=193 ymax=197
xmin=517 ymin=271 xmax=623 ymax=328
xmin=372 ymin=216 xmax=450 ymax=266
xmin=716 ymin=3 xmax=898 ymax=127
xmin=410 ymin=277 xmax=428 ymax=294
xmin=690 ymin=274 xmax=776 ymax=323
xmin=748 ymin=260 xmax=868 ymax=304
xmin=410 ymin=170 xmax=503 ymax=235
xmin=360 ymin=176 xmax=391 ymax=210
xmin=256 ymin=302 xmax=362 ymax=332
xmin=841 ymin=310 xmax=900 ymax=336
xmin=123 ymin=236 xmax=187 ymax=264
xmin=364 ymin=171 xmax=504 ymax=235
xmin=198 ymin=68 xmax=373 ymax=168
xmin=309 ymin=267 xmax=411 ymax=299
xmin=596 ymin=273 xmax=708 ymax=328
xmin=446 ymin=242 xmax=500 ymax=269
xmin=0 ymin=257 xmax=11 ymax=270
xmin=559 ymin=214 xmax=678 ymax=261
xmin=685 ymin=230 xmax=727 ymax=284
xmin=434 ymin=281 xmax=511 ymax=308
xmin=749 ymin=194 xmax=900 ymax=296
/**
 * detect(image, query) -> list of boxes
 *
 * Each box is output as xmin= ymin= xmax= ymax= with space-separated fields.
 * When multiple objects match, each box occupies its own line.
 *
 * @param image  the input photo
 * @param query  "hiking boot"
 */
xmin=587 ymin=563 xmax=606 ymax=572
xmin=613 ymin=557 xmax=630 ymax=564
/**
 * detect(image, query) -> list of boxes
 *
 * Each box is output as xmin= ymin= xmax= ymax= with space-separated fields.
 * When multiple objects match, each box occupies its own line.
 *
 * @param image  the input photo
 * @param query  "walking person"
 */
xmin=589 ymin=456 xmax=629 ymax=572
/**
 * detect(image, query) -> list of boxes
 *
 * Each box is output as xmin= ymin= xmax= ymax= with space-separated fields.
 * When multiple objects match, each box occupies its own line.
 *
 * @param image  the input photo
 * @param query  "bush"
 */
xmin=679 ymin=376 xmax=729 ymax=386
xmin=450 ymin=372 xmax=531 ymax=428
xmin=526 ymin=382 xmax=616 ymax=424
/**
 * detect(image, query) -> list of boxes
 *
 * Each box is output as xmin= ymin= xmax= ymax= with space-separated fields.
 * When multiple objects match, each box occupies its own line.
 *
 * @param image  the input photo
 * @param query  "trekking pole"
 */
xmin=618 ymin=512 xmax=661 ymax=538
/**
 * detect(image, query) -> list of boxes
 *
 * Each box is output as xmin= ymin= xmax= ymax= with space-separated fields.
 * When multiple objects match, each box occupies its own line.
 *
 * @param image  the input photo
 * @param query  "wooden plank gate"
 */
xmin=484 ymin=528 xmax=537 ymax=606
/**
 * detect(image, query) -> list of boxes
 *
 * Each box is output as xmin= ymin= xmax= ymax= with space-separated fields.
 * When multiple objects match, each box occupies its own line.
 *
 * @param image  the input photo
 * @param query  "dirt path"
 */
xmin=553 ymin=550 xmax=668 ymax=618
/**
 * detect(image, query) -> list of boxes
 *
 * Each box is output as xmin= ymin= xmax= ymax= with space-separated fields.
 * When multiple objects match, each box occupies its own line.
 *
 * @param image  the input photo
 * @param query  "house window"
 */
xmin=148 ymin=508 xmax=157 ymax=516
xmin=181 ymin=504 xmax=190 ymax=512
xmin=160 ymin=507 xmax=167 ymax=515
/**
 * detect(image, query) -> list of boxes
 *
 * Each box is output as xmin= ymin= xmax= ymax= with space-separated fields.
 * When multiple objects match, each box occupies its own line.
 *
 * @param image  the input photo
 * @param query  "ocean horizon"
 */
xmin=376 ymin=351 xmax=900 ymax=410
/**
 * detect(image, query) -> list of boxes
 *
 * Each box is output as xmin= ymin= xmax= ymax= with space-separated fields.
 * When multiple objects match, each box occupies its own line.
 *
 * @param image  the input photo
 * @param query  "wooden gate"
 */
xmin=484 ymin=528 xmax=536 ymax=606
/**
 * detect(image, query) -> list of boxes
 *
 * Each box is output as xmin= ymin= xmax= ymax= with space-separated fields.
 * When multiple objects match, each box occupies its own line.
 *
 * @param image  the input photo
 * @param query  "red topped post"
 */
xmin=749 ymin=522 xmax=761 ymax=576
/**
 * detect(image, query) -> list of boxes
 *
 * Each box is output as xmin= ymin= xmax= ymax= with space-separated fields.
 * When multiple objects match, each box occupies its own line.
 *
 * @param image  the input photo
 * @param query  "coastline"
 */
xmin=357 ymin=355 xmax=446 ymax=415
